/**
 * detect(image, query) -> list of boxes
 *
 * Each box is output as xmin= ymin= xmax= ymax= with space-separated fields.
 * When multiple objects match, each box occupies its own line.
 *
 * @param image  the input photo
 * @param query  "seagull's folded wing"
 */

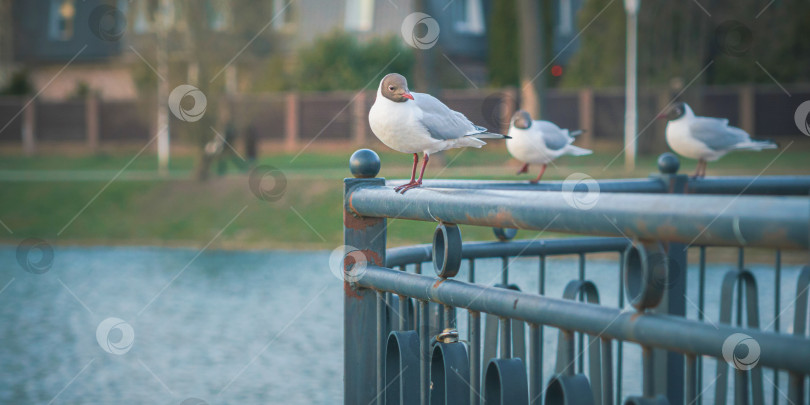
xmin=689 ymin=117 xmax=750 ymax=151
xmin=414 ymin=93 xmax=487 ymax=140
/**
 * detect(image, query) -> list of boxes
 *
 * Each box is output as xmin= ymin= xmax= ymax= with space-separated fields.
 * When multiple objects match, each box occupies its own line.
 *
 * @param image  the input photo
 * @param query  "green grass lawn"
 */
xmin=1 ymin=141 xmax=808 ymax=253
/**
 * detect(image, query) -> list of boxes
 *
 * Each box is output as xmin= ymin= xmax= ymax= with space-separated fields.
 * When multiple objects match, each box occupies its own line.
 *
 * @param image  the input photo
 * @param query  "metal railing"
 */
xmin=342 ymin=150 xmax=810 ymax=405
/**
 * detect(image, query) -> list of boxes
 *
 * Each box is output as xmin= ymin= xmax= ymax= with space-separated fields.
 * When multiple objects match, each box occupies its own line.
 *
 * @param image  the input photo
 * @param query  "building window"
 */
xmin=272 ymin=0 xmax=294 ymax=30
xmin=49 ymin=0 xmax=76 ymax=41
xmin=454 ymin=0 xmax=484 ymax=35
xmin=345 ymin=0 xmax=374 ymax=32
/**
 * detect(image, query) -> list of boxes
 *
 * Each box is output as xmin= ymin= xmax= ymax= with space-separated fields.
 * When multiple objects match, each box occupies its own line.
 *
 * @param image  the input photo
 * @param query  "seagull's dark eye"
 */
xmin=388 ymin=86 xmax=395 ymax=91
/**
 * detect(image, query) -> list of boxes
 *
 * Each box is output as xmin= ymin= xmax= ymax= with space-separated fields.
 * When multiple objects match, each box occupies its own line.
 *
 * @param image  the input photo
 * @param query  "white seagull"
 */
xmin=659 ymin=102 xmax=777 ymax=178
xmin=506 ymin=110 xmax=592 ymax=183
xmin=369 ymin=73 xmax=509 ymax=193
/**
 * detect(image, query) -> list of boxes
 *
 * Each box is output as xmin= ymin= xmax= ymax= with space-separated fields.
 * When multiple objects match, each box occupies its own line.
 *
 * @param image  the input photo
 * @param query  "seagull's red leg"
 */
xmin=399 ymin=153 xmax=429 ymax=194
xmin=394 ymin=153 xmax=419 ymax=192
xmin=693 ymin=159 xmax=705 ymax=179
xmin=529 ymin=164 xmax=547 ymax=184
xmin=701 ymin=160 xmax=707 ymax=178
xmin=517 ymin=163 xmax=529 ymax=175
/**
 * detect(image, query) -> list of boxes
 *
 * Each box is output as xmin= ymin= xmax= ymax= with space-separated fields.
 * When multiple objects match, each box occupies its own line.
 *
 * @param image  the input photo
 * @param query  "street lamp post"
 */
xmin=624 ymin=0 xmax=640 ymax=172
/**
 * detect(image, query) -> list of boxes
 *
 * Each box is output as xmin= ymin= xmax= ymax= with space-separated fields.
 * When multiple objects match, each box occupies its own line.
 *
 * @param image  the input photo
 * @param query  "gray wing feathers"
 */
xmin=690 ymin=117 xmax=750 ymax=151
xmin=542 ymin=130 xmax=572 ymax=151
xmin=531 ymin=120 xmax=571 ymax=150
xmin=414 ymin=93 xmax=487 ymax=140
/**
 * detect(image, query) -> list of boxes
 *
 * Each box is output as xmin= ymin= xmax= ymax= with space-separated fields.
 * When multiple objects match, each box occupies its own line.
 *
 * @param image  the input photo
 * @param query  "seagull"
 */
xmin=368 ymin=73 xmax=509 ymax=193
xmin=659 ymin=102 xmax=777 ymax=178
xmin=506 ymin=110 xmax=592 ymax=183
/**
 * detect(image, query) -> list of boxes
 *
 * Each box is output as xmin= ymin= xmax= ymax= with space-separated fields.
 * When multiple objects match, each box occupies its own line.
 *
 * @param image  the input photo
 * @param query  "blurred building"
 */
xmin=0 ymin=0 xmax=591 ymax=98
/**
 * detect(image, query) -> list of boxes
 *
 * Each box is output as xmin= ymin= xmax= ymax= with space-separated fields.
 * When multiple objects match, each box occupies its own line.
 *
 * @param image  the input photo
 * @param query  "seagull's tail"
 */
xmin=733 ymin=139 xmax=778 ymax=151
xmin=569 ymin=129 xmax=587 ymax=137
xmin=470 ymin=132 xmax=511 ymax=140
xmin=564 ymin=145 xmax=593 ymax=156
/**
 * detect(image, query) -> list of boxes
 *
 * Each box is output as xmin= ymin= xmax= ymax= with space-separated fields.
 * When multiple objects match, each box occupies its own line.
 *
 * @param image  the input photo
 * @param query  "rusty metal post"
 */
xmin=352 ymin=91 xmax=367 ymax=145
xmin=739 ymin=85 xmax=755 ymax=136
xmin=284 ymin=92 xmax=299 ymax=152
xmin=578 ymin=88 xmax=594 ymax=148
xmin=344 ymin=150 xmax=385 ymax=404
xmin=86 ymin=93 xmax=99 ymax=152
xmin=22 ymin=97 xmax=35 ymax=156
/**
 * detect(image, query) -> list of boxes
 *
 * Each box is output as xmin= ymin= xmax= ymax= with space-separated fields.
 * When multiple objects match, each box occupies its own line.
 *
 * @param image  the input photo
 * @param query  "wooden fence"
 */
xmin=1 ymin=84 xmax=807 ymax=155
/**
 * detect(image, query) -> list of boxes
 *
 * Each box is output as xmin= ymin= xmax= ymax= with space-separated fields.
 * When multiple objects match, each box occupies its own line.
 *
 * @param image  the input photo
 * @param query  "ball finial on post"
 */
xmin=657 ymin=152 xmax=680 ymax=174
xmin=349 ymin=149 xmax=381 ymax=178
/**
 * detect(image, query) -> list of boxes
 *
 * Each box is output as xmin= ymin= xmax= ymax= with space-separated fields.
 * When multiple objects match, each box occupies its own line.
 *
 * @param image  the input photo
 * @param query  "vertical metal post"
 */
xmin=602 ymin=338 xmax=614 ymax=405
xmin=578 ymin=253 xmax=585 ymax=373
xmin=156 ymin=0 xmax=170 ymax=176
xmin=444 ymin=305 xmax=454 ymax=329
xmin=653 ymin=163 xmax=687 ymax=404
xmin=530 ymin=324 xmax=542 ymax=405
xmin=470 ymin=311 xmax=482 ymax=405
xmin=22 ymin=97 xmax=36 ymax=156
xmin=500 ymin=317 xmax=511 ymax=359
xmin=501 ymin=257 xmax=509 ymax=286
xmin=420 ymin=300 xmax=430 ymax=405
xmin=399 ymin=266 xmax=408 ymax=331
xmin=623 ymin=0 xmax=640 ymax=171
xmin=376 ymin=291 xmax=385 ymax=405
xmin=643 ymin=346 xmax=654 ymax=397
xmin=469 ymin=260 xmax=475 ymax=342
xmin=617 ymin=252 xmax=625 ymax=405
xmin=698 ymin=246 xmax=707 ymax=395
xmin=344 ymin=177 xmax=386 ymax=405
xmin=773 ymin=250 xmax=781 ymax=405
xmin=284 ymin=92 xmax=299 ymax=152
xmin=686 ymin=354 xmax=697 ymax=405
xmin=530 ymin=256 xmax=545 ymax=405
xmin=85 ymin=93 xmax=99 ymax=151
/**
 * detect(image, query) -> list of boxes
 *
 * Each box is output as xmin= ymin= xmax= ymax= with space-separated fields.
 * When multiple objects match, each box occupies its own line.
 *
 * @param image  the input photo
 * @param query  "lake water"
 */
xmin=0 ymin=245 xmax=803 ymax=404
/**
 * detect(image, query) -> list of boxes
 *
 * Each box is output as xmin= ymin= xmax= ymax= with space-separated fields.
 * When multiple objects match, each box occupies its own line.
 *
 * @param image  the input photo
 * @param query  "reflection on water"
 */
xmin=0 ymin=246 xmax=800 ymax=404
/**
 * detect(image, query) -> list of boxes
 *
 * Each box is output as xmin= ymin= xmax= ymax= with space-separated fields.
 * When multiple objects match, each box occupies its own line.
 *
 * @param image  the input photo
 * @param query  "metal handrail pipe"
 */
xmin=385 ymin=178 xmax=668 ymax=193
xmin=357 ymin=265 xmax=810 ymax=374
xmin=386 ymin=237 xmax=629 ymax=268
xmin=687 ymin=176 xmax=810 ymax=196
xmin=347 ymin=185 xmax=809 ymax=249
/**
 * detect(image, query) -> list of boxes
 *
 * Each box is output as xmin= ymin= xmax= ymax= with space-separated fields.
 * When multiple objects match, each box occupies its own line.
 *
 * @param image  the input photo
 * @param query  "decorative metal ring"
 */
xmin=485 ymin=358 xmax=529 ymax=405
xmin=545 ymin=374 xmax=595 ymax=405
xmin=624 ymin=395 xmax=670 ymax=405
xmin=433 ymin=223 xmax=462 ymax=278
xmin=623 ymin=241 xmax=667 ymax=311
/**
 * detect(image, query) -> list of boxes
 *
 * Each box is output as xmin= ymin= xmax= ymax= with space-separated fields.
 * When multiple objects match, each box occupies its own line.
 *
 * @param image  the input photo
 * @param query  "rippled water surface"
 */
xmin=0 ymin=245 xmax=802 ymax=404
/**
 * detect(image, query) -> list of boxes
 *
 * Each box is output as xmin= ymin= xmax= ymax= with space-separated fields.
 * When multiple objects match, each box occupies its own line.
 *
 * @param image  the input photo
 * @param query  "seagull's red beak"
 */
xmin=656 ymin=113 xmax=667 ymax=120
xmin=402 ymin=92 xmax=414 ymax=100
